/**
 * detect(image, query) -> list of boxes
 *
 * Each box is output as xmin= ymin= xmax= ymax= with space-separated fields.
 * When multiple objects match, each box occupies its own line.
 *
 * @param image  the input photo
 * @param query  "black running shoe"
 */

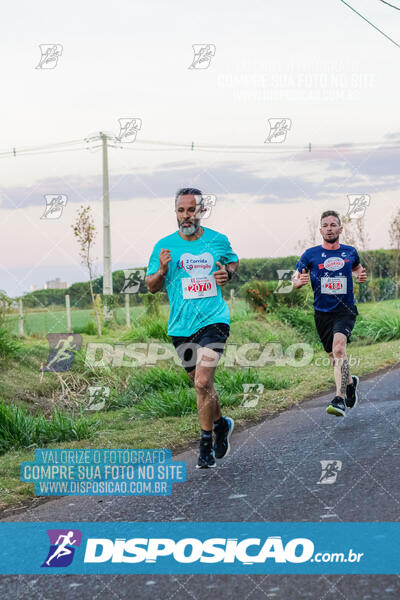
xmin=196 ymin=438 xmax=216 ymax=469
xmin=213 ymin=416 xmax=234 ymax=459
xmin=345 ymin=375 xmax=359 ymax=409
xmin=326 ymin=396 xmax=346 ymax=417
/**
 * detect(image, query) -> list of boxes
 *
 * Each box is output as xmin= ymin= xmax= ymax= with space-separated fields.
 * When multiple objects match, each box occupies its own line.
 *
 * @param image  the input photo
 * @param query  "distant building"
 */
xmin=45 ymin=277 xmax=68 ymax=290
xmin=29 ymin=284 xmax=40 ymax=292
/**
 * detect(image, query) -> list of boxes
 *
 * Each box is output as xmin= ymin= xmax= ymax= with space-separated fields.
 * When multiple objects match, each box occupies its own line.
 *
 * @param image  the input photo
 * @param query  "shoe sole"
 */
xmin=216 ymin=417 xmax=235 ymax=459
xmin=195 ymin=462 xmax=216 ymax=469
xmin=347 ymin=375 xmax=359 ymax=409
xmin=326 ymin=405 xmax=345 ymax=417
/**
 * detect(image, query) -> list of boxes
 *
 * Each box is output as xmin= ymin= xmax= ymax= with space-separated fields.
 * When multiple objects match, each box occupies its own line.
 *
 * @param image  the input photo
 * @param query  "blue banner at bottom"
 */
xmin=0 ymin=522 xmax=398 ymax=574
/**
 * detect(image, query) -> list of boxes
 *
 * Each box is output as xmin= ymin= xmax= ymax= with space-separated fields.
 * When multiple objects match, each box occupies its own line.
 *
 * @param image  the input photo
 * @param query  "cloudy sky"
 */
xmin=1 ymin=0 xmax=399 ymax=296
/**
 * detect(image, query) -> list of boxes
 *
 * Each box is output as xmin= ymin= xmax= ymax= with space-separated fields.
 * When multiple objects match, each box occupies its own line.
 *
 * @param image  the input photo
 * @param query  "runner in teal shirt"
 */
xmin=146 ymin=188 xmax=239 ymax=469
xmin=147 ymin=226 xmax=238 ymax=336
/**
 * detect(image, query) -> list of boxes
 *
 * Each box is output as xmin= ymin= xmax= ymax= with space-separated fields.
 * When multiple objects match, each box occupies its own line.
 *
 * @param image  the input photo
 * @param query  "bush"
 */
xmin=0 ymin=401 xmax=98 ymax=454
xmin=242 ymin=278 xmax=398 ymax=311
xmin=353 ymin=313 xmax=400 ymax=343
xmin=0 ymin=325 xmax=21 ymax=359
xmin=242 ymin=281 xmax=277 ymax=312
xmin=73 ymin=320 xmax=98 ymax=335
xmin=355 ymin=278 xmax=398 ymax=303
xmin=241 ymin=280 xmax=312 ymax=313
xmin=0 ymin=301 xmax=21 ymax=359
xmin=274 ymin=306 xmax=319 ymax=345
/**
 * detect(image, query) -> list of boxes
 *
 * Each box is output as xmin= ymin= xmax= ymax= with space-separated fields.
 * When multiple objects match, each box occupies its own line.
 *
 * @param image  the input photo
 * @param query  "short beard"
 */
xmin=178 ymin=220 xmax=201 ymax=236
xmin=324 ymin=235 xmax=339 ymax=244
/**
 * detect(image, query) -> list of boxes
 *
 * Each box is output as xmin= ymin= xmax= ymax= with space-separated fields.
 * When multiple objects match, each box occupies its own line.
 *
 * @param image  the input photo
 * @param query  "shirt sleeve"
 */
xmin=296 ymin=250 xmax=311 ymax=273
xmin=352 ymin=248 xmax=360 ymax=268
xmin=146 ymin=243 xmax=161 ymax=276
xmin=219 ymin=235 xmax=239 ymax=264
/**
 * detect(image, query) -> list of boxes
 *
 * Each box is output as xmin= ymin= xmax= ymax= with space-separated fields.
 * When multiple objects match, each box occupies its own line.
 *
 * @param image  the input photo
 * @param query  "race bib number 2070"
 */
xmin=182 ymin=276 xmax=217 ymax=299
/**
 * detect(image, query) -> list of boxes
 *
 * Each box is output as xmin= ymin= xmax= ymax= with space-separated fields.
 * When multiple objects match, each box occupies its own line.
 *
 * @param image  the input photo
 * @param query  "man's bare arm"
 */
xmin=145 ymin=248 xmax=171 ymax=293
xmin=352 ymin=264 xmax=367 ymax=283
xmin=292 ymin=268 xmax=309 ymax=289
xmin=226 ymin=260 xmax=239 ymax=276
xmin=145 ymin=270 xmax=166 ymax=294
xmin=213 ymin=260 xmax=239 ymax=287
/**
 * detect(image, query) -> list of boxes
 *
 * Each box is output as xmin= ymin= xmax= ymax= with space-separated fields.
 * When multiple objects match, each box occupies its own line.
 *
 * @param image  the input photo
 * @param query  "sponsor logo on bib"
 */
xmin=323 ymin=257 xmax=344 ymax=271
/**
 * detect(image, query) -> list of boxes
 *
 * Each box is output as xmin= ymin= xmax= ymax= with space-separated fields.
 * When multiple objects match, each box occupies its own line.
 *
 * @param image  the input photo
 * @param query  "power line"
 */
xmin=378 ymin=0 xmax=400 ymax=10
xmin=0 ymin=135 xmax=400 ymax=159
xmin=3 ymin=146 xmax=87 ymax=159
xmin=340 ymin=0 xmax=400 ymax=48
xmin=0 ymin=139 xmax=86 ymax=158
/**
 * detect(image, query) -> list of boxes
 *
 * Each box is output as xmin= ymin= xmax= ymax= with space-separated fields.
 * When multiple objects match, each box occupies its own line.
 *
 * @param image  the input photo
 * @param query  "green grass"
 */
xmin=229 ymin=301 xmax=255 ymax=323
xmin=357 ymin=299 xmax=400 ymax=318
xmin=121 ymin=316 xmax=169 ymax=342
xmin=111 ymin=367 xmax=191 ymax=410
xmin=0 ymin=401 xmax=98 ymax=455
xmin=1 ymin=298 xmax=400 ymax=510
xmin=7 ymin=306 xmax=146 ymax=336
xmin=134 ymin=388 xmax=197 ymax=419
xmin=353 ymin=314 xmax=400 ymax=343
xmin=274 ymin=306 xmax=319 ymax=346
xmin=122 ymin=366 xmax=296 ymax=419
xmin=7 ymin=300 xmax=251 ymax=337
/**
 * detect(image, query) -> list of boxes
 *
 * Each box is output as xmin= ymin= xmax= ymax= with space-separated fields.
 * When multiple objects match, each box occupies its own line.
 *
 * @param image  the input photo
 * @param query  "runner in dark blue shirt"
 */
xmin=293 ymin=210 xmax=367 ymax=417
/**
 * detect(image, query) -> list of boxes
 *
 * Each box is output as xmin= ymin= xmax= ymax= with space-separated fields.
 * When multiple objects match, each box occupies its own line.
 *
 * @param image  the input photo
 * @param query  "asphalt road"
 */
xmin=1 ymin=365 xmax=400 ymax=599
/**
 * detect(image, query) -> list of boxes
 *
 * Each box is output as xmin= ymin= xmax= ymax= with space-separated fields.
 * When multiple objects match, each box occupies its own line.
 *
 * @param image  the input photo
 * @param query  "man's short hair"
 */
xmin=320 ymin=210 xmax=341 ymax=226
xmin=175 ymin=187 xmax=203 ymax=208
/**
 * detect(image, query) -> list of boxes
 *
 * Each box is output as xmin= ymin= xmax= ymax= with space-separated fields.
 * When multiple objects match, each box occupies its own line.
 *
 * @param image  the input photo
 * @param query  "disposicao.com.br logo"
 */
xmin=82 ymin=536 xmax=362 ymax=565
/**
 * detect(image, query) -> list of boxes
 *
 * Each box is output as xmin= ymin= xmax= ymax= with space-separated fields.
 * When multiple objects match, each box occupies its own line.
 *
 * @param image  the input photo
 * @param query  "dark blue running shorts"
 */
xmin=171 ymin=322 xmax=230 ymax=373
xmin=314 ymin=305 xmax=358 ymax=353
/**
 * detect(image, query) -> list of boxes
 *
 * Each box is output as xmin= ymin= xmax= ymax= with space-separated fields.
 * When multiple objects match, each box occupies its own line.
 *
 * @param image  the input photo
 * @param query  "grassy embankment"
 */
xmin=0 ymin=299 xmax=399 ymax=510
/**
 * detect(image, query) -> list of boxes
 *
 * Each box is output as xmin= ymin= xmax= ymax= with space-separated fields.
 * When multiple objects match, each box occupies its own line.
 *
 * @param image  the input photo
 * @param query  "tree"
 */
xmin=296 ymin=216 xmax=319 ymax=254
xmin=72 ymin=206 xmax=102 ymax=336
xmin=0 ymin=290 xmax=13 ymax=319
xmin=340 ymin=215 xmax=357 ymax=247
xmin=341 ymin=214 xmax=376 ymax=300
xmin=355 ymin=218 xmax=376 ymax=300
xmin=389 ymin=208 xmax=400 ymax=299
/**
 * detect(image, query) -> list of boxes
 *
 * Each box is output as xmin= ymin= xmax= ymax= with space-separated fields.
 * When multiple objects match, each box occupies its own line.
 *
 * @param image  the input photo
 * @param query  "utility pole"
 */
xmin=100 ymin=132 xmax=113 ymax=319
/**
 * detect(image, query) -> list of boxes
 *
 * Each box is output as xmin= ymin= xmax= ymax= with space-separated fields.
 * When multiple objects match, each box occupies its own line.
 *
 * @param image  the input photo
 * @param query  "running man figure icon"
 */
xmin=42 ymin=334 xmax=82 ymax=372
xmin=45 ymin=531 xmax=77 ymax=566
xmin=45 ymin=336 xmax=77 ymax=370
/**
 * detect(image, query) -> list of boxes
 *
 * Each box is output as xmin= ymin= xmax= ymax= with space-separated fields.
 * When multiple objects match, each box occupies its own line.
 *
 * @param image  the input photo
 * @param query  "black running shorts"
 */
xmin=171 ymin=322 xmax=230 ymax=373
xmin=314 ymin=305 xmax=358 ymax=353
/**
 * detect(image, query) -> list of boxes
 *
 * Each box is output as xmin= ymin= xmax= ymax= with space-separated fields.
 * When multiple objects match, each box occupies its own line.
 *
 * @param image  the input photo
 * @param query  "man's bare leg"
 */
xmin=331 ymin=333 xmax=352 ymax=399
xmin=194 ymin=347 xmax=221 ymax=430
xmin=326 ymin=333 xmax=355 ymax=416
xmin=190 ymin=347 xmax=234 ymax=467
xmin=188 ymin=367 xmax=221 ymax=425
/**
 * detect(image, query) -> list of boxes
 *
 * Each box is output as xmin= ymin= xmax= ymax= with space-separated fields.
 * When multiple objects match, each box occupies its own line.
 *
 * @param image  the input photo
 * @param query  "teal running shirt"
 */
xmin=146 ymin=227 xmax=239 ymax=336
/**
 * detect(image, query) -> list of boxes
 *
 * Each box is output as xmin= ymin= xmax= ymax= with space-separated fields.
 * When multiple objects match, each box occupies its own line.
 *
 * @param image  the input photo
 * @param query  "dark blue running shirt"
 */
xmin=296 ymin=244 xmax=360 ymax=312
